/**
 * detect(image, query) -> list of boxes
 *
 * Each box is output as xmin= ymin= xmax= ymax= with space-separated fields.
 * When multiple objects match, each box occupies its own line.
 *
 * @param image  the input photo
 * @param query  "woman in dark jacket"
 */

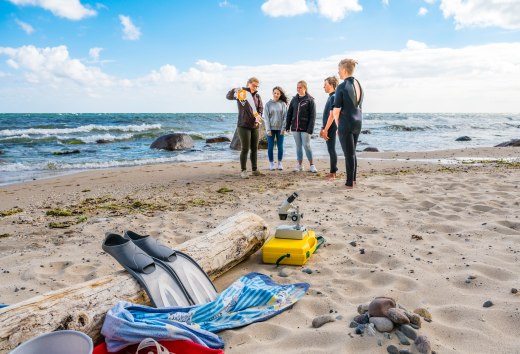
xmin=285 ymin=80 xmax=317 ymax=173
xmin=226 ymin=77 xmax=263 ymax=179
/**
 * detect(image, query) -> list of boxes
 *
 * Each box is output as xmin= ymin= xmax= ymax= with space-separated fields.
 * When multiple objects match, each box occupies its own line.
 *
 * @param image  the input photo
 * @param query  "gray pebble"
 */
xmin=278 ymin=268 xmax=290 ymax=277
xmin=483 ymin=300 xmax=494 ymax=308
xmin=399 ymin=350 xmax=412 ymax=354
xmin=365 ymin=323 xmax=376 ymax=336
xmin=383 ymin=332 xmax=392 ymax=340
xmin=410 ymin=323 xmax=420 ymax=330
xmin=378 ymin=339 xmax=383 ymax=346
xmin=335 ymin=315 xmax=343 ymax=321
xmin=465 ymin=279 xmax=471 ymax=284
xmin=350 ymin=241 xmax=357 ymax=247
xmin=415 ymin=335 xmax=432 ymax=354
xmin=511 ymin=288 xmax=518 ymax=294
xmin=369 ymin=316 xmax=394 ymax=332
xmin=349 ymin=321 xmax=359 ymax=328
xmin=395 ymin=330 xmax=411 ymax=345
xmin=357 ymin=303 xmax=369 ymax=314
xmin=353 ymin=313 xmax=370 ymax=324
xmin=387 ymin=345 xmax=399 ymax=354
xmin=312 ymin=315 xmax=335 ymax=328
xmin=302 ymin=268 xmax=313 ymax=274
xmin=400 ymin=324 xmax=418 ymax=340
xmin=355 ymin=324 xmax=366 ymax=335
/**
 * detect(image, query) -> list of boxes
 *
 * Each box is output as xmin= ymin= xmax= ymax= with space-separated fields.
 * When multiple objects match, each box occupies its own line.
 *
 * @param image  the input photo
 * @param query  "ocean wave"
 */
xmin=0 ymin=123 xmax=162 ymax=137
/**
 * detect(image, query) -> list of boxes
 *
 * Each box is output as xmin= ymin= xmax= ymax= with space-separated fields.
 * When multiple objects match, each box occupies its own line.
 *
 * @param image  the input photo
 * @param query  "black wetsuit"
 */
xmin=322 ymin=92 xmax=337 ymax=174
xmin=334 ymin=77 xmax=364 ymax=186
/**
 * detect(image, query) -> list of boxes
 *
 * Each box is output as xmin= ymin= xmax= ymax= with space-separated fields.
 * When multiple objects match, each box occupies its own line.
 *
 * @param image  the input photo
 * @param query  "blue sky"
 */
xmin=0 ymin=0 xmax=519 ymax=113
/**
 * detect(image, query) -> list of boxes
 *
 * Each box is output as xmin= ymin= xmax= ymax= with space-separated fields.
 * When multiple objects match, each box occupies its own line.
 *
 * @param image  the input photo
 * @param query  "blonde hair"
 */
xmin=338 ymin=59 xmax=358 ymax=74
xmin=297 ymin=80 xmax=308 ymax=91
xmin=324 ymin=76 xmax=339 ymax=89
xmin=247 ymin=77 xmax=259 ymax=85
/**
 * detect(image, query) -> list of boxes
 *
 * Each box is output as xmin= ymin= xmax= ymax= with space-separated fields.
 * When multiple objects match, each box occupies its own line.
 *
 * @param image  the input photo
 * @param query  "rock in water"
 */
xmin=455 ymin=136 xmax=471 ymax=141
xmin=387 ymin=308 xmax=410 ymax=325
xmin=413 ymin=307 xmax=432 ymax=321
xmin=415 ymin=335 xmax=432 ymax=354
xmin=312 ymin=315 xmax=335 ymax=328
xmin=369 ymin=316 xmax=394 ymax=332
xmin=495 ymin=139 xmax=520 ymax=147
xmin=229 ymin=124 xmax=268 ymax=150
xmin=400 ymin=324 xmax=418 ymax=340
xmin=206 ymin=136 xmax=231 ymax=144
xmin=363 ymin=147 xmax=380 ymax=152
xmin=368 ymin=297 xmax=396 ymax=317
xmin=150 ymin=133 xmax=194 ymax=151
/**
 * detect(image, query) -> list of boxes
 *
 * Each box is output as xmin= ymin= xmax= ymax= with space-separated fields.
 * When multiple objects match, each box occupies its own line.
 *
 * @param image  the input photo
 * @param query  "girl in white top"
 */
xmin=263 ymin=86 xmax=288 ymax=170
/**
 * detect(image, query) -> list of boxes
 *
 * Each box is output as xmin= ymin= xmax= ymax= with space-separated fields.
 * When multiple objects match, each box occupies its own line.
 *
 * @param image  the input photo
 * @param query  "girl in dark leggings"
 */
xmin=333 ymin=59 xmax=364 ymax=189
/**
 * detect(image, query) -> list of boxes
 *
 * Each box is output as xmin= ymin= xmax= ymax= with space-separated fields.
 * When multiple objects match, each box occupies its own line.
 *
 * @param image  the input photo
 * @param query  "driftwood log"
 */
xmin=0 ymin=211 xmax=269 ymax=352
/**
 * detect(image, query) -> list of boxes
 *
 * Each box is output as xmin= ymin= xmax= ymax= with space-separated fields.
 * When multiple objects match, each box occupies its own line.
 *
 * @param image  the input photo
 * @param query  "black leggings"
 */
xmin=338 ymin=129 xmax=359 ymax=186
xmin=326 ymin=125 xmax=338 ymax=174
xmin=237 ymin=127 xmax=258 ymax=171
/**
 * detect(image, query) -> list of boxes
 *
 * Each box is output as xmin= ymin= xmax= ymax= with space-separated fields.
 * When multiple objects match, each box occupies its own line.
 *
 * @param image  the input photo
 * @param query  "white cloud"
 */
xmin=261 ymin=0 xmax=361 ymax=21
xmin=261 ymin=0 xmax=309 ymax=17
xmin=382 ymin=0 xmax=389 ymax=6
xmin=89 ymin=47 xmax=102 ymax=61
xmin=2 ymin=42 xmax=520 ymax=113
xmin=418 ymin=7 xmax=428 ymax=16
xmin=440 ymin=0 xmax=520 ymax=29
xmin=406 ymin=40 xmax=428 ymax=50
xmin=316 ymin=0 xmax=362 ymax=22
xmin=8 ymin=0 xmax=96 ymax=20
xmin=219 ymin=0 xmax=237 ymax=9
xmin=119 ymin=15 xmax=141 ymax=41
xmin=0 ymin=45 xmax=114 ymax=86
xmin=15 ymin=19 xmax=34 ymax=34
xmin=424 ymin=0 xmax=435 ymax=4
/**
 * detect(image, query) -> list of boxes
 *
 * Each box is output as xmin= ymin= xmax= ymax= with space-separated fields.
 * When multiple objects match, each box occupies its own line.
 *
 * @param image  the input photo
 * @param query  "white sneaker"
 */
xmin=269 ymin=161 xmax=275 ymax=170
xmin=309 ymin=164 xmax=318 ymax=173
xmin=240 ymin=170 xmax=249 ymax=179
xmin=293 ymin=164 xmax=303 ymax=172
xmin=277 ymin=161 xmax=283 ymax=170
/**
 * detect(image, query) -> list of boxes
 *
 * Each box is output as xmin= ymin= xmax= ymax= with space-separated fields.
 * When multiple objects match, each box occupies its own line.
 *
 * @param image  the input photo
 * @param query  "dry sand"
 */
xmin=0 ymin=147 xmax=519 ymax=354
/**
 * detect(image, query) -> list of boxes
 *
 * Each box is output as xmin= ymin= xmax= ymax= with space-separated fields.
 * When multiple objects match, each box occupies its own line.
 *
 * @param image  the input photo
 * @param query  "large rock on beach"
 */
xmin=495 ymin=139 xmax=520 ymax=147
xmin=387 ymin=308 xmax=410 ymax=325
xmin=368 ymin=297 xmax=396 ymax=317
xmin=150 ymin=133 xmax=194 ymax=151
xmin=230 ymin=122 xmax=268 ymax=150
xmin=206 ymin=136 xmax=231 ymax=144
xmin=369 ymin=316 xmax=394 ymax=332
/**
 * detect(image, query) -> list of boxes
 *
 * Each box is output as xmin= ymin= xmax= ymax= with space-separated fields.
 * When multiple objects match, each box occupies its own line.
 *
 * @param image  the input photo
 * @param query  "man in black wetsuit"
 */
xmin=332 ymin=59 xmax=364 ymax=189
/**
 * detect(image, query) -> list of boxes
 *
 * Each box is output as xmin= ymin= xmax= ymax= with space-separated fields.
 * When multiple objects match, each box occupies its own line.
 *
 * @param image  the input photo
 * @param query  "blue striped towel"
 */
xmin=102 ymin=272 xmax=309 ymax=351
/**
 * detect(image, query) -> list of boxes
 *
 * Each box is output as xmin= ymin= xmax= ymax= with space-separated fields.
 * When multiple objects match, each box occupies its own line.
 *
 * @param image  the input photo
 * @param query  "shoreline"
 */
xmin=1 ymin=146 xmax=519 ymax=353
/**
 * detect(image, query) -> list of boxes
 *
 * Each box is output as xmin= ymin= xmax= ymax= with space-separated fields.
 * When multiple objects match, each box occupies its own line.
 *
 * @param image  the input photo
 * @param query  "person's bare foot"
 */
xmin=325 ymin=173 xmax=336 ymax=180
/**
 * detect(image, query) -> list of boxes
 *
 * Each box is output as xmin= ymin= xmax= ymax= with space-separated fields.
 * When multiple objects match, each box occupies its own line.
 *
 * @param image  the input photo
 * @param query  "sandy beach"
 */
xmin=1 ymin=147 xmax=519 ymax=354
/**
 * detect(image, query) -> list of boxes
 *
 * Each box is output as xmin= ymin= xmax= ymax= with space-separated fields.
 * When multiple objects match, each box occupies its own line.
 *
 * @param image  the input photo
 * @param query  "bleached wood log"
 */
xmin=0 ymin=211 xmax=269 ymax=352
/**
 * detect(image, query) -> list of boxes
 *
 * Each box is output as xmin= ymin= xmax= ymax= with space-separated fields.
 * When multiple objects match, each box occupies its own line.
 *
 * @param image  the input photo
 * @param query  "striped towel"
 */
xmin=102 ymin=272 xmax=309 ymax=351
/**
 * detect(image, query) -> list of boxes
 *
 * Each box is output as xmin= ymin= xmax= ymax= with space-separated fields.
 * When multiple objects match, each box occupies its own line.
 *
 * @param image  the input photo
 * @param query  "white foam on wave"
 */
xmin=0 ymin=123 xmax=162 ymax=137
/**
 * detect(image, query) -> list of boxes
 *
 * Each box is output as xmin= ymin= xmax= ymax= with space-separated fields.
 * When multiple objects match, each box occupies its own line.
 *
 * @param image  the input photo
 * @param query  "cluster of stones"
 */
xmin=351 ymin=297 xmax=435 ymax=354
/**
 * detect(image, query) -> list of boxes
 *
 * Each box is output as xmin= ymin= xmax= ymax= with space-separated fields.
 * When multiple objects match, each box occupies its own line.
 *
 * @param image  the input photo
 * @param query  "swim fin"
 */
xmin=102 ymin=233 xmax=193 ymax=308
xmin=124 ymin=231 xmax=218 ymax=305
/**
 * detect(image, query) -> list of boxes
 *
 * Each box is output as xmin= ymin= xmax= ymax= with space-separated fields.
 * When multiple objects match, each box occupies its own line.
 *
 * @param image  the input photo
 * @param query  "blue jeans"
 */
xmin=292 ymin=131 xmax=313 ymax=162
xmin=267 ymin=130 xmax=284 ymax=162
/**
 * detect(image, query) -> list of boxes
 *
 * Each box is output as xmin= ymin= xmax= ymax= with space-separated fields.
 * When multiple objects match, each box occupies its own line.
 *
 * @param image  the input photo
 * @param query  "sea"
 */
xmin=0 ymin=113 xmax=519 ymax=186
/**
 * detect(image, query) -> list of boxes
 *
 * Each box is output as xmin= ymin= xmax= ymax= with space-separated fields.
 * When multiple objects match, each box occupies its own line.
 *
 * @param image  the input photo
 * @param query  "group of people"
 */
xmin=226 ymin=58 xmax=363 ymax=189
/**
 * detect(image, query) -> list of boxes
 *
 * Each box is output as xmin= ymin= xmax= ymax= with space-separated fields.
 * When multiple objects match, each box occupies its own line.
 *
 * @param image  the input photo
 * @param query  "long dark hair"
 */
xmin=273 ymin=86 xmax=288 ymax=105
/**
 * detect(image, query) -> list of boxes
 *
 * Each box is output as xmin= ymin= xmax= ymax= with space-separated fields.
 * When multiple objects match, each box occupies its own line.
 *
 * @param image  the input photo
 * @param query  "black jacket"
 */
xmin=226 ymin=88 xmax=263 ymax=129
xmin=285 ymin=94 xmax=316 ymax=134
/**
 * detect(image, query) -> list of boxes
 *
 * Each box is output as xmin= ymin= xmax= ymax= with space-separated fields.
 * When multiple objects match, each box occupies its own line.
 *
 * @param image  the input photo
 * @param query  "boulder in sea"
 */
xmin=150 ymin=133 xmax=194 ymax=151
xmin=369 ymin=316 xmax=394 ymax=332
xmin=229 ymin=122 xmax=268 ymax=150
xmin=455 ymin=136 xmax=472 ymax=141
xmin=363 ymin=147 xmax=380 ymax=152
xmin=361 ymin=129 xmax=371 ymax=134
xmin=368 ymin=296 xmax=396 ymax=317
xmin=0 ymin=149 xmax=4 ymax=155
xmin=96 ymin=139 xmax=112 ymax=144
xmin=495 ymin=139 xmax=520 ymax=147
xmin=387 ymin=308 xmax=410 ymax=325
xmin=206 ymin=136 xmax=231 ymax=144
xmin=52 ymin=149 xmax=80 ymax=156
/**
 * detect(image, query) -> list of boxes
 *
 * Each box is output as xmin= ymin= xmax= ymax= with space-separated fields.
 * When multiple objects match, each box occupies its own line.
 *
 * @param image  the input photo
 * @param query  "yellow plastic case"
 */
xmin=262 ymin=230 xmax=318 ymax=266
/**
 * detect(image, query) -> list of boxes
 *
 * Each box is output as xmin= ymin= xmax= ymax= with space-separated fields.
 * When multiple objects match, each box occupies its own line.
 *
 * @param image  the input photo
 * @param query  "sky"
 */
xmin=0 ymin=0 xmax=519 ymax=113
